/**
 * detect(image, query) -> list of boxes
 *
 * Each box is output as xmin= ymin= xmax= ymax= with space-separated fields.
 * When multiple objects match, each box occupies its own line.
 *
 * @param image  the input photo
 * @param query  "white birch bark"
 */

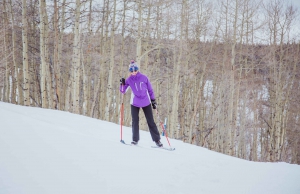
xmin=53 ymin=0 xmax=61 ymax=109
xmin=71 ymin=0 xmax=81 ymax=114
xmin=105 ymin=0 xmax=117 ymax=121
xmin=3 ymin=0 xmax=10 ymax=102
xmin=39 ymin=0 xmax=47 ymax=107
xmin=8 ymin=0 xmax=19 ymax=104
xmin=59 ymin=0 xmax=67 ymax=109
xmin=22 ymin=0 xmax=30 ymax=106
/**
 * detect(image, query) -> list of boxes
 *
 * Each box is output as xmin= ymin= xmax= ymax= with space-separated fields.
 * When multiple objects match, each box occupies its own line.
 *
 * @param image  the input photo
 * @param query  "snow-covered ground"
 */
xmin=0 ymin=101 xmax=299 ymax=194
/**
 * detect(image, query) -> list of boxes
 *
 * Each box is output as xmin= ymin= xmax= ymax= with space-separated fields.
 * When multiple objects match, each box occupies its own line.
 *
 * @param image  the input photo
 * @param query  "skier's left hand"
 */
xmin=151 ymin=99 xmax=157 ymax=109
xmin=120 ymin=78 xmax=125 ymax=85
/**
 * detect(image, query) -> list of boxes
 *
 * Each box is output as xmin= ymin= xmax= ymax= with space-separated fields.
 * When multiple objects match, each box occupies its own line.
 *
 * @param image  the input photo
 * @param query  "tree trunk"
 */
xmin=71 ymin=0 xmax=81 ymax=114
xmin=105 ymin=0 xmax=117 ymax=121
xmin=9 ymin=0 xmax=19 ymax=104
xmin=39 ymin=0 xmax=47 ymax=108
xmin=22 ymin=0 xmax=30 ymax=106
xmin=53 ymin=0 xmax=60 ymax=109
xmin=3 ymin=0 xmax=10 ymax=102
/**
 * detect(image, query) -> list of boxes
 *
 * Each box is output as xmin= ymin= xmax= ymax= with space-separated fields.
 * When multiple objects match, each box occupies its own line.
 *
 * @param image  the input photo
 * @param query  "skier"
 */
xmin=120 ymin=60 xmax=163 ymax=147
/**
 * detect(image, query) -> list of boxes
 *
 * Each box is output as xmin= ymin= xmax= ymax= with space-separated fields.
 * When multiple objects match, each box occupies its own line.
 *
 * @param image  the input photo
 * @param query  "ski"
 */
xmin=120 ymin=140 xmax=131 ymax=145
xmin=120 ymin=140 xmax=139 ymax=146
xmin=121 ymin=140 xmax=175 ymax=151
xmin=151 ymin=146 xmax=175 ymax=151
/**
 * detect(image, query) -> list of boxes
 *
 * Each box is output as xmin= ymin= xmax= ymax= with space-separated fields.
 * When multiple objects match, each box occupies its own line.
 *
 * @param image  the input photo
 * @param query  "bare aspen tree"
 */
xmin=2 ymin=0 xmax=10 ymax=102
xmin=59 ymin=0 xmax=67 ymax=109
xmin=64 ymin=57 xmax=72 ymax=111
xmin=22 ymin=0 xmax=30 ymax=106
xmin=28 ymin=0 xmax=40 ymax=106
xmin=44 ymin=2 xmax=53 ymax=109
xmin=226 ymin=0 xmax=240 ymax=156
xmin=8 ymin=0 xmax=19 ymax=104
xmin=90 ymin=2 xmax=104 ymax=118
xmin=99 ymin=0 xmax=110 ymax=119
xmin=105 ymin=0 xmax=117 ymax=121
xmin=71 ymin=0 xmax=82 ymax=114
xmin=53 ymin=0 xmax=61 ymax=109
xmin=39 ymin=0 xmax=47 ymax=108
xmin=169 ymin=0 xmax=187 ymax=139
xmin=82 ymin=0 xmax=93 ymax=116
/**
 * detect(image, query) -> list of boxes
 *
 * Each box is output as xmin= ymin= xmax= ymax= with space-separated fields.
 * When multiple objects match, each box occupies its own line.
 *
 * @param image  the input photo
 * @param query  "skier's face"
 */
xmin=130 ymin=70 xmax=138 ymax=76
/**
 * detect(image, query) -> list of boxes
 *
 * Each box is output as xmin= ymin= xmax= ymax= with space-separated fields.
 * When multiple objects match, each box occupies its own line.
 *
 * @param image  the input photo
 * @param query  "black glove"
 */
xmin=151 ymin=99 xmax=157 ymax=109
xmin=120 ymin=78 xmax=125 ymax=85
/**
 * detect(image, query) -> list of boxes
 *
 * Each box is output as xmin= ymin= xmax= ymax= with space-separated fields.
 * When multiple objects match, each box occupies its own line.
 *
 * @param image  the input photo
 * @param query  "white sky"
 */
xmin=290 ymin=0 xmax=300 ymax=8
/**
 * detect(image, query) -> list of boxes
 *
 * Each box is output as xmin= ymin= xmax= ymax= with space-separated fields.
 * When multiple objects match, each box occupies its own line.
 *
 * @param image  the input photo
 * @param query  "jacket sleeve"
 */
xmin=120 ymin=80 xmax=129 ymax=94
xmin=146 ymin=77 xmax=155 ymax=100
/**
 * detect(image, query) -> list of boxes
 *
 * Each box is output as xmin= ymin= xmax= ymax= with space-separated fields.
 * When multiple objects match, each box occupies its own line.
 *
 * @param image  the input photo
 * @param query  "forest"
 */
xmin=0 ymin=0 xmax=299 ymax=164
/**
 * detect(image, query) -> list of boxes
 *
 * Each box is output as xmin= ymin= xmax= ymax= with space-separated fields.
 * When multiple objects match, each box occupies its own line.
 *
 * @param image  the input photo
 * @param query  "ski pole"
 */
xmin=120 ymin=86 xmax=125 ymax=144
xmin=155 ymin=109 xmax=172 ymax=147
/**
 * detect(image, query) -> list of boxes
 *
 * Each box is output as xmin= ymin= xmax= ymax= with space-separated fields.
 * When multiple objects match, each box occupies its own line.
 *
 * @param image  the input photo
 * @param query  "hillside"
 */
xmin=0 ymin=102 xmax=299 ymax=194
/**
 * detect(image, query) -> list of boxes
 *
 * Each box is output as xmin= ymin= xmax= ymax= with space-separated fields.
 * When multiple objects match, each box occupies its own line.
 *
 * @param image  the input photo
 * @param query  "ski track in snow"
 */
xmin=0 ymin=102 xmax=300 ymax=194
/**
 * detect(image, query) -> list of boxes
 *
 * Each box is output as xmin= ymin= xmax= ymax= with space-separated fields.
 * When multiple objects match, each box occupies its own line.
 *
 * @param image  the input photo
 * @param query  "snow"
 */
xmin=0 ymin=101 xmax=299 ymax=194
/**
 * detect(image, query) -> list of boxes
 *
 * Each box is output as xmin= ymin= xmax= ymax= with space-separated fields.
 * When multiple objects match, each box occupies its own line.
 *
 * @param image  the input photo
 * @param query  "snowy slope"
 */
xmin=0 ymin=102 xmax=299 ymax=194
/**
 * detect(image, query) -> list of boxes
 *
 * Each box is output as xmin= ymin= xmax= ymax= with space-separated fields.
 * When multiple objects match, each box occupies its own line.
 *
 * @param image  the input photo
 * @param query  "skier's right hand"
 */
xmin=151 ymin=99 xmax=157 ymax=109
xmin=120 ymin=78 xmax=125 ymax=85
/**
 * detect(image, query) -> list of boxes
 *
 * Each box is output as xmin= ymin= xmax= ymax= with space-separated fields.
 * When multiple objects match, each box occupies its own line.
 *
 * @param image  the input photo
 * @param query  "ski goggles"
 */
xmin=129 ymin=66 xmax=138 ymax=72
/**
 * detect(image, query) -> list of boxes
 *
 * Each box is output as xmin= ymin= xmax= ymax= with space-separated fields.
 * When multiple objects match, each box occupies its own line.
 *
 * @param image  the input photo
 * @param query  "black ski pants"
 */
xmin=131 ymin=104 xmax=160 ymax=142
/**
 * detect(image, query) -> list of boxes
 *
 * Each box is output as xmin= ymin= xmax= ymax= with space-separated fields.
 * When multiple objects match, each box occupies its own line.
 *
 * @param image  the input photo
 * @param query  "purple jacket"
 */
xmin=120 ymin=72 xmax=155 ymax=107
